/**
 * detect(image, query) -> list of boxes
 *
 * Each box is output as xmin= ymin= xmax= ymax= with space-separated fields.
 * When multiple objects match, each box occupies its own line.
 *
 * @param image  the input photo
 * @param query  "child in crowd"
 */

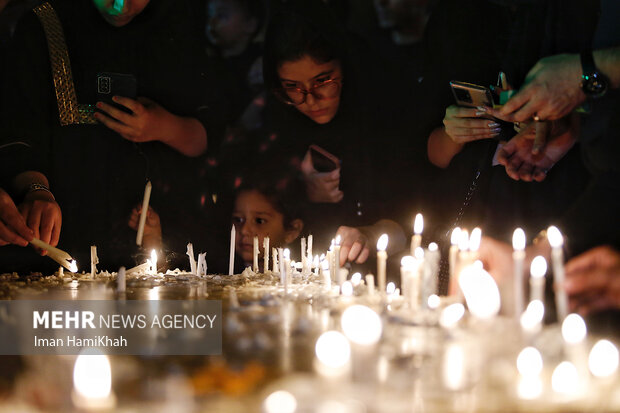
xmin=231 ymin=172 xmax=304 ymax=272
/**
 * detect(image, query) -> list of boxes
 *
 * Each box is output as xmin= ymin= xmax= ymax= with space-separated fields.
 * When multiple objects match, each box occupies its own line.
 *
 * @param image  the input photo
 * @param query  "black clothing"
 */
xmin=0 ymin=0 xmax=222 ymax=272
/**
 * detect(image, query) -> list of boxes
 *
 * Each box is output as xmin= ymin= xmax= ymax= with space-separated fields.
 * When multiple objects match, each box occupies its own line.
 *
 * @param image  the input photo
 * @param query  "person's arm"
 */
xmin=427 ymin=127 xmax=464 ymax=168
xmin=95 ymin=97 xmax=207 ymax=157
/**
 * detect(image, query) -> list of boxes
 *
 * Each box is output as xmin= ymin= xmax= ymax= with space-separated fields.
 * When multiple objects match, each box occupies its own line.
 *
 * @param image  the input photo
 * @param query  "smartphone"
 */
xmin=450 ymin=80 xmax=494 ymax=108
xmin=96 ymin=72 xmax=137 ymax=113
xmin=309 ymin=144 xmax=340 ymax=173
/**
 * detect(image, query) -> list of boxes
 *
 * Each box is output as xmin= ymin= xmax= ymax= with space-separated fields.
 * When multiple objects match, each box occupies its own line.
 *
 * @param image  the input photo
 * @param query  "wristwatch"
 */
xmin=580 ymin=50 xmax=609 ymax=98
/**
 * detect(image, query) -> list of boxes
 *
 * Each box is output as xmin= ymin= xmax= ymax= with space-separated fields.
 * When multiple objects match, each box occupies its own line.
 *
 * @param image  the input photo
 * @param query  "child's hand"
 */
xmin=128 ymin=205 xmax=162 ymax=251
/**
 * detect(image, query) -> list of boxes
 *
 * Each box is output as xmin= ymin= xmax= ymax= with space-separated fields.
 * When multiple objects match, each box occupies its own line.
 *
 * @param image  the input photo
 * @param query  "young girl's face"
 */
xmin=232 ymin=190 xmax=300 ymax=263
xmin=206 ymin=0 xmax=257 ymax=54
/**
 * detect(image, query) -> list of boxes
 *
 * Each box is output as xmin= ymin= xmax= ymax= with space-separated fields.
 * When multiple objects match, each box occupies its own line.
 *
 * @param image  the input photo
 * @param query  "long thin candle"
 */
xmin=449 ymin=227 xmax=461 ymax=295
xmin=529 ymin=256 xmax=547 ymax=303
xmin=263 ymin=237 xmax=269 ymax=273
xmin=301 ymin=237 xmax=306 ymax=274
xmin=117 ymin=266 xmax=126 ymax=293
xmin=411 ymin=213 xmax=423 ymax=256
xmin=513 ymin=228 xmax=526 ymax=317
xmin=377 ymin=234 xmax=388 ymax=293
xmin=307 ymin=235 xmax=313 ymax=265
xmin=90 ymin=245 xmax=98 ymax=278
xmin=334 ymin=235 xmax=342 ymax=285
xmin=228 ymin=225 xmax=236 ymax=275
xmin=136 ymin=180 xmax=152 ymax=246
xmin=253 ymin=236 xmax=259 ymax=273
xmin=186 ymin=243 xmax=197 ymax=274
xmin=272 ymin=247 xmax=278 ymax=273
xmin=548 ymin=226 xmax=568 ymax=321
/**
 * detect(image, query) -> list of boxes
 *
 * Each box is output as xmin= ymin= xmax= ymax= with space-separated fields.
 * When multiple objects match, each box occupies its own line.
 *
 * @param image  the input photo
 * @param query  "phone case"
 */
xmin=450 ymin=80 xmax=494 ymax=108
xmin=309 ymin=144 xmax=340 ymax=173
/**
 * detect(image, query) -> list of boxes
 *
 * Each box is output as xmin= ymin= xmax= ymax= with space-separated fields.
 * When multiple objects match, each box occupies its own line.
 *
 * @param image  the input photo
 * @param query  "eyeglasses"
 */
xmin=275 ymin=78 xmax=343 ymax=105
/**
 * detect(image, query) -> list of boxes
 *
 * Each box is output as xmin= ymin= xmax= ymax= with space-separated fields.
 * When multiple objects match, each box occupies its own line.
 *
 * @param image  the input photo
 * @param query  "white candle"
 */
xmin=263 ymin=237 xmax=269 ymax=273
xmin=529 ymin=256 xmax=547 ymax=303
xmin=513 ymin=228 xmax=526 ymax=318
xmin=366 ymin=274 xmax=375 ymax=295
xmin=186 ymin=243 xmax=197 ymax=274
xmin=90 ymin=245 xmax=98 ymax=278
xmin=401 ymin=256 xmax=418 ymax=310
xmin=424 ymin=243 xmax=440 ymax=304
xmin=321 ymin=258 xmax=331 ymax=290
xmin=377 ymin=234 xmax=388 ymax=294
xmin=326 ymin=247 xmax=334 ymax=282
xmin=282 ymin=248 xmax=290 ymax=293
xmin=136 ymin=180 xmax=152 ymax=246
xmin=150 ymin=249 xmax=158 ymax=275
xmin=59 ymin=266 xmax=64 ymax=278
xmin=117 ymin=266 xmax=126 ymax=293
xmin=334 ymin=235 xmax=342 ymax=286
xmin=520 ymin=300 xmax=544 ymax=336
xmin=253 ymin=236 xmax=259 ymax=273
xmin=197 ymin=252 xmax=207 ymax=276
xmin=272 ymin=247 xmax=278 ymax=273
xmin=301 ymin=237 xmax=307 ymax=274
xmin=547 ymin=226 xmax=568 ymax=321
xmin=313 ymin=255 xmax=319 ymax=276
xmin=468 ymin=227 xmax=481 ymax=261
xmin=228 ymin=225 xmax=236 ymax=275
xmin=411 ymin=213 xmax=423 ymax=255
xmin=307 ymin=235 xmax=313 ymax=265
xmin=562 ymin=313 xmax=588 ymax=375
xmin=449 ymin=227 xmax=461 ymax=295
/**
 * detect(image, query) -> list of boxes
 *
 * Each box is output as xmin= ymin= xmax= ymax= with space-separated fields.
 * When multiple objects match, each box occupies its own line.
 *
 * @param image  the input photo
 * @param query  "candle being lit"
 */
xmin=377 ymin=234 xmax=388 ymax=294
xmin=228 ymin=225 xmax=236 ymax=275
xmin=547 ymin=226 xmax=568 ymax=321
xmin=529 ymin=255 xmax=547 ymax=304
xmin=411 ymin=213 xmax=423 ymax=255
xmin=512 ymin=228 xmax=526 ymax=318
xmin=136 ymin=180 xmax=152 ymax=246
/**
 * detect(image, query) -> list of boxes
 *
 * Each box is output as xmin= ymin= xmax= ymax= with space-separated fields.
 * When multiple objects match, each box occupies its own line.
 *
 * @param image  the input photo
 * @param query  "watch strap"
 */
xmin=580 ymin=50 xmax=596 ymax=76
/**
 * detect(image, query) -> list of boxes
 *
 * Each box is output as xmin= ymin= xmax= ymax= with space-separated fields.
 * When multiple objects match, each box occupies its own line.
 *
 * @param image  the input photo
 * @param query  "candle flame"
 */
xmin=458 ymin=229 xmax=469 ymax=251
xmin=439 ymin=303 xmax=465 ymax=328
xmin=589 ymin=340 xmax=619 ymax=378
xmin=341 ymin=281 xmax=353 ymax=296
xmin=428 ymin=242 xmax=438 ymax=252
xmin=377 ymin=234 xmax=388 ymax=251
xmin=512 ymin=228 xmax=526 ymax=251
xmin=551 ymin=361 xmax=579 ymax=395
xmin=469 ymin=227 xmax=481 ymax=252
xmin=341 ymin=305 xmax=382 ymax=345
xmin=386 ymin=282 xmax=396 ymax=295
xmin=351 ymin=272 xmax=362 ymax=284
xmin=69 ymin=260 xmax=78 ymax=273
xmin=561 ymin=313 xmax=587 ymax=344
xmin=264 ymin=391 xmax=298 ymax=413
xmin=547 ymin=226 xmax=563 ymax=248
xmin=459 ymin=263 xmax=501 ymax=319
xmin=315 ymin=331 xmax=350 ymax=369
xmin=517 ymin=347 xmax=543 ymax=377
xmin=335 ymin=235 xmax=341 ymax=245
xmin=401 ymin=255 xmax=416 ymax=268
xmin=427 ymin=294 xmax=440 ymax=309
xmin=413 ymin=213 xmax=423 ymax=235
xmin=520 ymin=300 xmax=544 ymax=330
xmin=283 ymin=248 xmax=290 ymax=259
xmin=73 ymin=350 xmax=112 ymax=400
xmin=530 ymin=256 xmax=547 ymax=279
xmin=450 ymin=227 xmax=461 ymax=245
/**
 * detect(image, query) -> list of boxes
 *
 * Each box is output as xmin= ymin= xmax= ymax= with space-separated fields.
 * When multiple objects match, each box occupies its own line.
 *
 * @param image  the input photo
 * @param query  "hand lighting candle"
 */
xmin=377 ymin=234 xmax=388 ymax=293
xmin=547 ymin=226 xmax=568 ymax=321
xmin=136 ymin=180 xmax=152 ymax=246
xmin=411 ymin=213 xmax=423 ymax=255
xmin=228 ymin=225 xmax=236 ymax=275
xmin=513 ymin=228 xmax=526 ymax=318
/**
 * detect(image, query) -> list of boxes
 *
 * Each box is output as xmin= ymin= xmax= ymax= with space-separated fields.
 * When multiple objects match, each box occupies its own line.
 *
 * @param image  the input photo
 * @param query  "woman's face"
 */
xmin=232 ymin=190 xmax=299 ymax=264
xmin=93 ymin=0 xmax=150 ymax=27
xmin=277 ymin=55 xmax=342 ymax=124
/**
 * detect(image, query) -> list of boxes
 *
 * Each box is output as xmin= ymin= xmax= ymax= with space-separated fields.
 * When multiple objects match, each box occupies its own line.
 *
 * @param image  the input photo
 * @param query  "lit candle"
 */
xmin=424 ymin=243 xmax=440 ymax=304
xmin=411 ymin=213 xmax=423 ymax=255
xmin=263 ymin=237 xmax=269 ymax=273
xmin=186 ymin=243 xmax=197 ymax=274
xmin=136 ymin=180 xmax=152 ymax=246
xmin=341 ymin=280 xmax=353 ymax=296
xmin=516 ymin=347 xmax=543 ymax=400
xmin=366 ymin=274 xmax=375 ymax=295
xmin=69 ymin=260 xmax=77 ymax=273
xmin=228 ymin=224 xmax=236 ymax=275
xmin=72 ymin=351 xmax=116 ymax=410
xmin=377 ymin=234 xmax=388 ymax=293
xmin=562 ymin=313 xmax=588 ymax=375
xmin=529 ymin=255 xmax=547 ymax=303
xmin=272 ymin=247 xmax=278 ymax=273
xmin=117 ymin=266 xmax=126 ymax=293
xmin=321 ymin=258 xmax=331 ymax=290
xmin=459 ymin=261 xmax=501 ymax=319
xmin=520 ymin=300 xmax=544 ymax=336
xmin=512 ymin=228 xmax=526 ymax=317
xmin=334 ymin=235 xmax=342 ymax=286
xmin=326 ymin=244 xmax=334 ymax=282
xmin=547 ymin=226 xmax=568 ymax=321
xmin=589 ymin=340 xmax=619 ymax=378
xmin=351 ymin=272 xmax=362 ymax=286
xmin=253 ymin=236 xmax=259 ymax=273
xmin=551 ymin=361 xmax=579 ymax=395
xmin=449 ymin=227 xmax=461 ymax=295
xmin=150 ymin=249 xmax=158 ymax=275
xmin=468 ymin=227 xmax=481 ymax=260
xmin=90 ymin=245 xmax=98 ymax=279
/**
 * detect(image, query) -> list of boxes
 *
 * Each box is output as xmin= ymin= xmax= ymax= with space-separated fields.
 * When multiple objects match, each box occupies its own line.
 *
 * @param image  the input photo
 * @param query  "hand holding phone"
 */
xmin=96 ymin=72 xmax=137 ymax=113
xmin=308 ymin=144 xmax=340 ymax=172
xmin=301 ymin=146 xmax=343 ymax=203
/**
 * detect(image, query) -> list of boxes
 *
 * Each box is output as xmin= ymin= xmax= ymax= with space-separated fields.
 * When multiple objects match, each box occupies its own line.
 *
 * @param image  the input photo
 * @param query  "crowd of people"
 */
xmin=0 ymin=0 xmax=618 ymax=321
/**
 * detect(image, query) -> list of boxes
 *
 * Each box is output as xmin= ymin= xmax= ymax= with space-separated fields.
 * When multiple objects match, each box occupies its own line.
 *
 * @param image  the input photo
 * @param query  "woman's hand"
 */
xmin=443 ymin=105 xmax=501 ymax=144
xmin=18 ymin=191 xmax=62 ymax=254
xmin=0 ymin=188 xmax=34 ymax=247
xmin=95 ymin=96 xmax=207 ymax=156
xmin=335 ymin=226 xmax=370 ymax=265
xmin=301 ymin=151 xmax=343 ymax=203
xmin=564 ymin=246 xmax=620 ymax=316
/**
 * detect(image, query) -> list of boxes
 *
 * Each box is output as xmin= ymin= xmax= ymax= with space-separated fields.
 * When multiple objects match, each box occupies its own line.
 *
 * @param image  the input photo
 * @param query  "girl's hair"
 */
xmin=263 ymin=0 xmax=349 ymax=90
xmin=234 ymin=168 xmax=305 ymax=229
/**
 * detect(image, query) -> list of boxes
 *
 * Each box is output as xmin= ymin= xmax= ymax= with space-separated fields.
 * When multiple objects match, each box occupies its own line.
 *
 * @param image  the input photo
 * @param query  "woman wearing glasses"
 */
xmin=248 ymin=0 xmax=408 ymax=268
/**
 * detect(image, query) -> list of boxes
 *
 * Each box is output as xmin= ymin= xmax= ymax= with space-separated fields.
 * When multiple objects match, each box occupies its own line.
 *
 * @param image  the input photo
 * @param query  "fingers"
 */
xmin=499 ymin=84 xmax=536 ymax=120
xmin=26 ymin=204 xmax=42 ymax=241
xmin=94 ymin=110 xmax=135 ymax=137
xmin=355 ymin=247 xmax=370 ymax=264
xmin=112 ymin=96 xmax=144 ymax=115
xmin=301 ymin=150 xmax=316 ymax=174
xmin=96 ymin=101 xmax=134 ymax=124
